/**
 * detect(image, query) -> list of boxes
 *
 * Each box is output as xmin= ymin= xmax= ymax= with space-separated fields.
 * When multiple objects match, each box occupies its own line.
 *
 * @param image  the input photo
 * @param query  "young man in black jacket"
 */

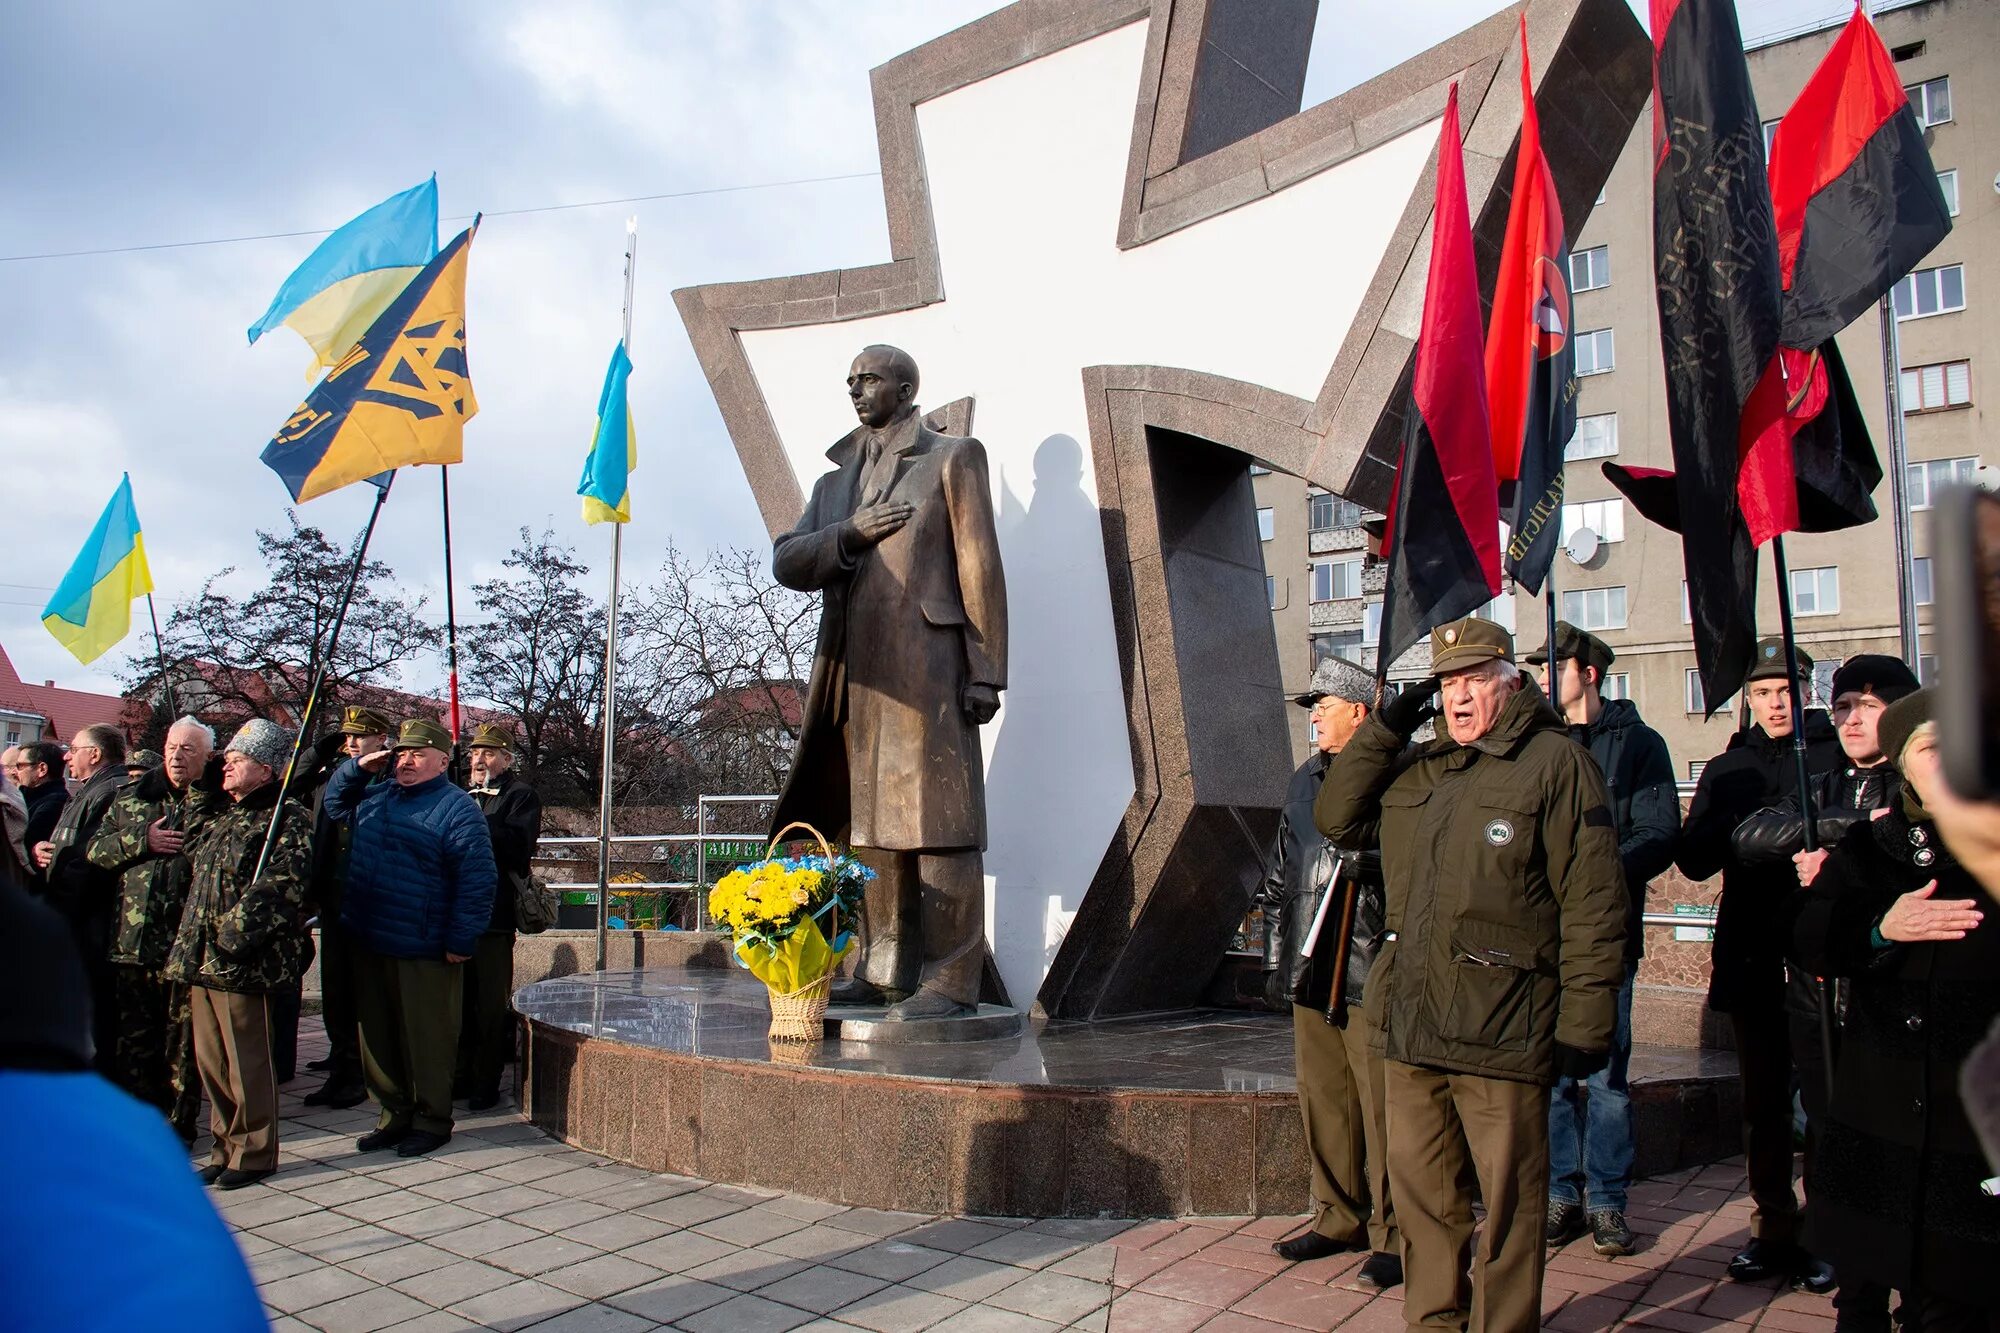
xmin=1678 ymin=638 xmax=1842 ymax=1291
xmin=1530 ymin=624 xmax=1679 ymax=1257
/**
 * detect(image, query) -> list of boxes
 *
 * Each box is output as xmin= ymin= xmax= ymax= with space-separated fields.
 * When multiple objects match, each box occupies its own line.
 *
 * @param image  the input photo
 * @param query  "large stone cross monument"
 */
xmin=676 ymin=0 xmax=1648 ymax=1019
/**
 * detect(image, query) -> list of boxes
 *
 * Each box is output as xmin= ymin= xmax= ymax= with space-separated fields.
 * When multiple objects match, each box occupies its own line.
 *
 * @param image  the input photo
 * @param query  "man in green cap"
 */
xmin=1317 ymin=616 xmax=1626 ymax=1332
xmin=323 ymin=717 xmax=496 ymax=1156
xmin=302 ymin=704 xmax=393 ymax=1108
xmin=1677 ymin=636 xmax=1842 ymax=1291
xmin=457 ymin=722 xmax=541 ymax=1111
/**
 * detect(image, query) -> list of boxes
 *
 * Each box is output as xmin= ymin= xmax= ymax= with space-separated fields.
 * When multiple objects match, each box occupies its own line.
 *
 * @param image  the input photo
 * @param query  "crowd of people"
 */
xmin=0 ymin=704 xmax=541 ymax=1186
xmin=1257 ymin=616 xmax=2000 ymax=1331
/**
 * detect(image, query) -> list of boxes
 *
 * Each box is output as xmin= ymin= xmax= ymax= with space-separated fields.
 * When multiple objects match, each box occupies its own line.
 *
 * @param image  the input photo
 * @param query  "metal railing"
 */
xmin=535 ymin=792 xmax=780 ymax=932
xmin=1643 ymin=909 xmax=1717 ymax=928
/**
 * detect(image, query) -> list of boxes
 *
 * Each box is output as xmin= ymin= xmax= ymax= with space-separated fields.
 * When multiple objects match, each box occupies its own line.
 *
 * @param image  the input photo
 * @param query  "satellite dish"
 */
xmin=1565 ymin=527 xmax=1601 ymax=565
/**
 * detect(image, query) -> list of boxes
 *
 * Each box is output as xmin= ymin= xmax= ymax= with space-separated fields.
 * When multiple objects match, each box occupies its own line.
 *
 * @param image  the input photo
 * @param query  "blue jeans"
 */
xmin=1547 ymin=964 xmax=1636 ymax=1212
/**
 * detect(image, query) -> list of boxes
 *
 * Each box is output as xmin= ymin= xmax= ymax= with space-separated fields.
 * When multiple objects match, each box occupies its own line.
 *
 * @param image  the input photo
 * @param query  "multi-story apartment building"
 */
xmin=1258 ymin=0 xmax=1993 ymax=774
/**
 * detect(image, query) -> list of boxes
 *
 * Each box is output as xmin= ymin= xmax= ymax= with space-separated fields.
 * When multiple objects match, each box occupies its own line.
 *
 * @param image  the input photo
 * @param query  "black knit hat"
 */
xmin=1829 ymin=654 xmax=1920 ymax=706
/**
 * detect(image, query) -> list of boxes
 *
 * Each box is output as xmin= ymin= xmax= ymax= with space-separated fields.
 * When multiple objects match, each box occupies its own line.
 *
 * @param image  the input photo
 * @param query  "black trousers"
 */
xmin=318 ymin=919 xmax=362 ymax=1082
xmin=454 ymin=931 xmax=515 ymax=1099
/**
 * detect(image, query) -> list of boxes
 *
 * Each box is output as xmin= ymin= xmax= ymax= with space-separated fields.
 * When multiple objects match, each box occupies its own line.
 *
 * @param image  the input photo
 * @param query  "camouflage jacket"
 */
xmin=164 ymin=781 xmax=314 ymax=993
xmin=87 ymin=767 xmax=223 ymax=969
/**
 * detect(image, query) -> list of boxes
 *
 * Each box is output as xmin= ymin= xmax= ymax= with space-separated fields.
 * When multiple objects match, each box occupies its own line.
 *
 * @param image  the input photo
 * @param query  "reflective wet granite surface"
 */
xmin=514 ymin=968 xmax=1735 ymax=1093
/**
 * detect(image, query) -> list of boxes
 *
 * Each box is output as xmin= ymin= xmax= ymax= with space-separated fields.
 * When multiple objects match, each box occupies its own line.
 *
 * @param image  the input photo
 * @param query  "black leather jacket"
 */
xmin=1732 ymin=762 xmax=1901 ymax=865
xmin=1254 ymin=751 xmax=1386 ymax=1017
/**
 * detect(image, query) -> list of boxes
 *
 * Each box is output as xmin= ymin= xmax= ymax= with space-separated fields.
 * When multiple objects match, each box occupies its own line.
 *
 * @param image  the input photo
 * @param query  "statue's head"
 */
xmin=848 ymin=344 xmax=920 ymax=429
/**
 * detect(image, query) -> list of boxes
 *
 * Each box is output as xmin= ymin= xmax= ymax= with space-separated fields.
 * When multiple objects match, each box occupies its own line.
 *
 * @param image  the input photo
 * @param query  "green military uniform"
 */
xmin=1317 ymin=619 xmax=1626 ymax=1333
xmin=86 ymin=765 xmax=222 ymax=1140
xmin=166 ymin=763 xmax=314 ymax=1175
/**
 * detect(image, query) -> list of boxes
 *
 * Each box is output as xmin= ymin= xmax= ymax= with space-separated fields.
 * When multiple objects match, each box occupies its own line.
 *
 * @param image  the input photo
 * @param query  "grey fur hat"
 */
xmin=1294 ymin=655 xmax=1375 ymax=708
xmin=225 ymin=718 xmax=293 ymax=772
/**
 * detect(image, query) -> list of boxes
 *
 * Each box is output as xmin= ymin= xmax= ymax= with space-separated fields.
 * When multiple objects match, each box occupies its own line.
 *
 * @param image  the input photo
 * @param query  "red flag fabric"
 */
xmin=1769 ymin=3 xmax=1953 ymax=349
xmin=1485 ymin=17 xmax=1575 ymax=598
xmin=1377 ymin=85 xmax=1501 ymax=676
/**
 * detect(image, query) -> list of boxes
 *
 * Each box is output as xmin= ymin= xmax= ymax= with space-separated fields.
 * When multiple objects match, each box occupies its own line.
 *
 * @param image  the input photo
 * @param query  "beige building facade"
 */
xmin=1256 ymin=0 xmax=1994 ymax=776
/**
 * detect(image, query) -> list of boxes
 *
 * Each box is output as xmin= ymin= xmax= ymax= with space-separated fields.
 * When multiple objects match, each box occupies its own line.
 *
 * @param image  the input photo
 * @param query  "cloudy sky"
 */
xmin=0 ymin=0 xmax=1860 ymax=698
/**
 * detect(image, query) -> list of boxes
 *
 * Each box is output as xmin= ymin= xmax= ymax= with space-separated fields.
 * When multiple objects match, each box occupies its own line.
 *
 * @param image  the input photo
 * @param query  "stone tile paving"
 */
xmin=209 ymin=1027 xmax=1834 ymax=1330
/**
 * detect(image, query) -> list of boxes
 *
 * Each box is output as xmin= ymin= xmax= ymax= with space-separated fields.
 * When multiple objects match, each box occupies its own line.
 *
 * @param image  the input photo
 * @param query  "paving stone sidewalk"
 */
xmin=216 ymin=1025 xmax=1836 ymax=1331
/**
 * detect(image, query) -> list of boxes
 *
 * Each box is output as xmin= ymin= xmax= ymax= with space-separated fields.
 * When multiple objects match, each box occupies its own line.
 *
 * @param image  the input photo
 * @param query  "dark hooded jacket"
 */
xmin=21 ymin=778 xmax=68 ymax=855
xmin=1569 ymin=698 xmax=1680 ymax=965
xmin=1676 ymin=711 xmax=1841 ymax=1013
xmin=1255 ymin=750 xmax=1386 ymax=1015
xmin=1787 ymin=806 xmax=2000 ymax=1310
xmin=1315 ymin=684 xmax=1627 ymax=1084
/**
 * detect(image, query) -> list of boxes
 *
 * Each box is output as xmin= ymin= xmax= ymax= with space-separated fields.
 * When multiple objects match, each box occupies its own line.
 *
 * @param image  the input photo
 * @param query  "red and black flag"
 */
xmin=1650 ymin=0 xmax=1793 ymax=710
xmin=1377 ymin=84 xmax=1501 ymax=677
xmin=1770 ymin=3 xmax=1953 ymax=350
xmin=1486 ymin=18 xmax=1574 ymax=598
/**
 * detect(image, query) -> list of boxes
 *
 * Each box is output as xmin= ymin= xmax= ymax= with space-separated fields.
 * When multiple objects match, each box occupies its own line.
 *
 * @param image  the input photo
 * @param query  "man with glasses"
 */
xmin=38 ymin=725 xmax=132 ymax=1055
xmin=15 ymin=742 xmax=69 ymax=857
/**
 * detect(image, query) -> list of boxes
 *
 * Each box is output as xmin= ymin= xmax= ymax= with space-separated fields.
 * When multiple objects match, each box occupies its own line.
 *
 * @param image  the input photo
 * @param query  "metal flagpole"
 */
xmin=440 ymin=465 xmax=464 ymax=746
xmin=1770 ymin=535 xmax=1838 ymax=1100
xmin=145 ymin=592 xmax=178 ymax=722
xmin=1877 ymin=294 xmax=1921 ymax=666
xmin=595 ymin=217 xmax=638 ymax=973
xmin=249 ymin=473 xmax=396 ymax=885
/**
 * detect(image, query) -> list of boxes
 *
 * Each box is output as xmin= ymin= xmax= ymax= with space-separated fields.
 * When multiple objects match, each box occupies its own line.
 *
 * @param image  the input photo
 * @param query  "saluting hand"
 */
xmin=357 ymin=749 xmax=393 ymax=773
xmin=1879 ymin=881 xmax=1985 ymax=943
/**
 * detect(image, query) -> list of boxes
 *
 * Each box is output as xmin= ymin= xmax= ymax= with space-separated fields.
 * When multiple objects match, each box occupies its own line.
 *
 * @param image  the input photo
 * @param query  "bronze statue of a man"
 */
xmin=770 ymin=345 xmax=1007 ymax=1021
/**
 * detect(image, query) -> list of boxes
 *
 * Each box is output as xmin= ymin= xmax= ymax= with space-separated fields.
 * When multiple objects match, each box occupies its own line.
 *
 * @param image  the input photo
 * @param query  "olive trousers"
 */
xmin=354 ymin=948 xmax=463 ymax=1136
xmin=1294 ymin=1003 xmax=1397 ymax=1253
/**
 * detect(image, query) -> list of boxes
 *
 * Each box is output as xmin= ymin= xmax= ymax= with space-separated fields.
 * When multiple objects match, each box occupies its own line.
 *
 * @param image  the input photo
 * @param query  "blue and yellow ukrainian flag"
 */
xmin=247 ymin=176 xmax=439 ymax=374
xmin=43 ymin=473 xmax=154 ymax=665
xmin=261 ymin=221 xmax=480 ymax=503
xmin=578 ymin=341 xmax=636 ymax=523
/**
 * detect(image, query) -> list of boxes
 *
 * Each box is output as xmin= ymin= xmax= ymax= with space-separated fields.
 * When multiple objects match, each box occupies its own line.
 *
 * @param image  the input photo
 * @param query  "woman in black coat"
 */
xmin=1789 ymin=690 xmax=2000 ymax=1331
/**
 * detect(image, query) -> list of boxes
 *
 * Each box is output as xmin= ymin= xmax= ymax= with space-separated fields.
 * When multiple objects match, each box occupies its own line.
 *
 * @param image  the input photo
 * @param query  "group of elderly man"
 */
xmin=0 ymin=705 xmax=540 ymax=1190
xmin=1258 ymin=614 xmax=1972 ymax=1331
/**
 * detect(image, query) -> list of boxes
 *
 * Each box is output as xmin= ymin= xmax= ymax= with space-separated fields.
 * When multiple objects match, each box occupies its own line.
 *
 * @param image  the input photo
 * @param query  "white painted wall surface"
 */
xmin=741 ymin=19 xmax=1438 ymax=1008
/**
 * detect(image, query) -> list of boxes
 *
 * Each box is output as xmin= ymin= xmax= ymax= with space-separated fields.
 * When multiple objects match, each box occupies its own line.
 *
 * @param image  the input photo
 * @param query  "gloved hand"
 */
xmin=1264 ymin=968 xmax=1293 ymax=1011
xmin=1555 ymin=1043 xmax=1610 ymax=1080
xmin=1378 ymin=676 xmax=1440 ymax=737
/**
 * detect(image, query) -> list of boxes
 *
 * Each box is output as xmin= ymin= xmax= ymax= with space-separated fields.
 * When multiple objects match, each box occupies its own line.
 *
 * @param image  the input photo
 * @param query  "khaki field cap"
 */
xmin=466 ymin=722 xmax=514 ymax=752
xmin=338 ymin=704 xmax=394 ymax=737
xmin=388 ymin=718 xmax=453 ymax=753
xmin=1744 ymin=635 xmax=1811 ymax=683
xmin=1430 ymin=617 xmax=1514 ymax=675
xmin=1524 ymin=620 xmax=1616 ymax=678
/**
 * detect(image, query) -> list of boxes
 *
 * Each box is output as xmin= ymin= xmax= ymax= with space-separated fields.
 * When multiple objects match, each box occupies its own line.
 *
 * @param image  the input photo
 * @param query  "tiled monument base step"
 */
xmin=517 ymin=968 xmax=1743 ymax=1218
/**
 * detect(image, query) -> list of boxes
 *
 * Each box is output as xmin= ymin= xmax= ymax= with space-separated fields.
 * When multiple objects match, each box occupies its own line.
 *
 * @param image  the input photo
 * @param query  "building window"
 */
xmin=1566 ymin=413 xmax=1618 ymax=461
xmin=1900 ymin=359 xmax=1971 ymax=413
xmin=1314 ymin=631 xmax=1364 ymax=665
xmin=1257 ymin=506 xmax=1275 ymax=542
xmin=1362 ymin=601 xmax=1383 ymax=646
xmin=1790 ymin=565 xmax=1840 ymax=617
xmin=1937 ymin=169 xmax=1959 ymax=217
xmin=1309 ymin=493 xmax=1363 ymax=531
xmin=1601 ymin=672 xmax=1630 ymax=701
xmin=1312 ymin=557 xmax=1363 ymax=602
xmin=1569 ymin=246 xmax=1610 ymax=293
xmin=1761 ymin=117 xmax=1781 ymax=157
xmin=1914 ymin=556 xmax=1933 ymax=606
xmin=1574 ymin=328 xmax=1615 ymax=376
xmin=1908 ymin=456 xmax=1981 ymax=510
xmin=1561 ymin=585 xmax=1627 ymax=631
xmin=1892 ymin=264 xmax=1965 ymax=321
xmin=1561 ymin=498 xmax=1625 ymax=545
xmin=1681 ymin=580 xmax=1692 ymax=625
xmin=1594 ymin=185 xmax=1607 ymax=207
xmin=1889 ymin=40 xmax=1925 ymax=62
xmin=1481 ymin=591 xmax=1517 ymax=635
xmin=1267 ymin=575 xmax=1277 ymax=609
xmin=1812 ymin=660 xmax=1840 ymax=707
xmin=1906 ymin=76 xmax=1951 ymax=128
xmin=1249 ymin=463 xmax=1271 ymax=476
xmin=1688 ymin=759 xmax=1708 ymax=780
xmin=1919 ymin=654 xmax=1939 ymax=685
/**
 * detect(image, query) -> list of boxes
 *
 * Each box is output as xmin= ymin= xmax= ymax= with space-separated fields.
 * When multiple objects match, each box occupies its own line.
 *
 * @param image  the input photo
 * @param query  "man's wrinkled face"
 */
xmin=469 ymin=745 xmax=512 ymax=779
xmin=345 ymin=732 xmax=388 ymax=760
xmin=395 ymin=746 xmax=450 ymax=786
xmin=65 ymin=733 xmax=102 ymax=781
xmin=163 ymin=724 xmax=212 ymax=789
xmin=1747 ymin=679 xmax=1795 ymax=737
xmin=1309 ymin=696 xmax=1368 ymax=755
xmin=1440 ymin=663 xmax=1521 ymax=746
xmin=222 ymin=752 xmax=274 ymax=799
xmin=1831 ymin=690 xmax=1887 ymax=765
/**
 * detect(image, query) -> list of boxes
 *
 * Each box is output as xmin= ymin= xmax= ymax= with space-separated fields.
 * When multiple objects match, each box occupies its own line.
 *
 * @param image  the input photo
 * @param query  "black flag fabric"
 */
xmin=1376 ymin=85 xmax=1502 ymax=677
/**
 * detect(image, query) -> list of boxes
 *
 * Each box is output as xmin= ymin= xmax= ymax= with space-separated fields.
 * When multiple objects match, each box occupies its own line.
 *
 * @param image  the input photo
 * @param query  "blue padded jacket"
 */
xmin=326 ymin=759 xmax=496 ymax=958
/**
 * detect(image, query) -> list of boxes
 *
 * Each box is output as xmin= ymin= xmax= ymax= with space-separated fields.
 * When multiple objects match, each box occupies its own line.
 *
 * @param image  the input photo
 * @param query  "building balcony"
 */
xmin=1307 ymin=599 xmax=1367 ymax=632
xmin=1308 ymin=525 xmax=1368 ymax=556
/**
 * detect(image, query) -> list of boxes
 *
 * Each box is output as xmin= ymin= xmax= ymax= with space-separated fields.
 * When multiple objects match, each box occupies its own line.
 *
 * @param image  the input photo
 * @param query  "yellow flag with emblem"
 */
xmin=261 ymin=220 xmax=480 ymax=502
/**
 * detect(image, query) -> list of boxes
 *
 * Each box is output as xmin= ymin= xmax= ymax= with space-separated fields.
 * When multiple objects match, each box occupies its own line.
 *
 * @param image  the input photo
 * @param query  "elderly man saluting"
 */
xmin=1317 ymin=618 xmax=1626 ymax=1333
xmin=324 ymin=718 xmax=495 ymax=1158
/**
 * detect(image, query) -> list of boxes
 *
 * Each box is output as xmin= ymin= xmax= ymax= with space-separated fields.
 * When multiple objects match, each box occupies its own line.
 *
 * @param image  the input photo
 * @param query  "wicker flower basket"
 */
xmin=761 ymin=822 xmax=838 ymax=1043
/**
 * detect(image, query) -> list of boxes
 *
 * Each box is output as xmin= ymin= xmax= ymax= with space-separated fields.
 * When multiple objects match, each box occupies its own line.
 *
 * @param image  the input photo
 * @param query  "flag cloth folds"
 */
xmin=261 ymin=221 xmax=480 ymax=503
xmin=43 ymin=473 xmax=154 ymax=665
xmin=1769 ymin=4 xmax=1952 ymax=350
xmin=578 ymin=341 xmax=636 ymax=524
xmin=1377 ymin=84 xmax=1501 ymax=677
xmin=247 ymin=176 xmax=439 ymax=374
xmin=1485 ymin=17 xmax=1575 ymax=598
xmin=1650 ymin=0 xmax=1789 ymax=711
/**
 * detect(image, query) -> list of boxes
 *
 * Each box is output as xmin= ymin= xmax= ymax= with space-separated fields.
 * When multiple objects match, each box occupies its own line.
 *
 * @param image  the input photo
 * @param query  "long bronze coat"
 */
xmin=772 ymin=413 xmax=1007 ymax=851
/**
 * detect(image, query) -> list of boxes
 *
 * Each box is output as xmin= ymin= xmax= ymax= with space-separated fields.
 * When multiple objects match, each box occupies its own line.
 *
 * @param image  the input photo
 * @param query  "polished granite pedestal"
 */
xmin=514 ymin=968 xmax=1741 ymax=1217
